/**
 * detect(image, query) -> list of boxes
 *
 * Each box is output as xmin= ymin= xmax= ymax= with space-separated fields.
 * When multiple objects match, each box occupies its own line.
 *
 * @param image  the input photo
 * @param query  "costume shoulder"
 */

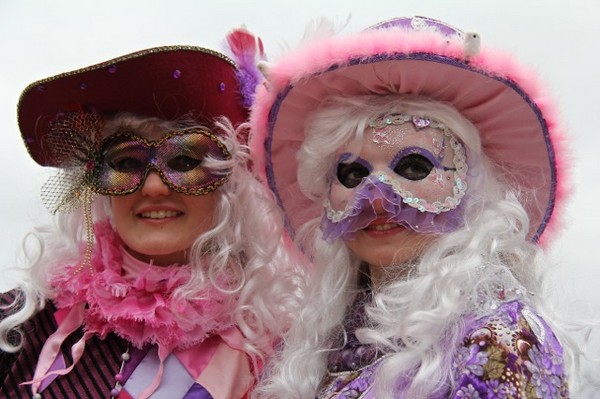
xmin=0 ymin=290 xmax=21 ymax=378
xmin=0 ymin=289 xmax=59 ymax=395
xmin=451 ymin=300 xmax=569 ymax=398
xmin=1 ymin=289 xmax=21 ymax=316
xmin=0 ymin=289 xmax=130 ymax=398
xmin=0 ymin=289 xmax=56 ymax=334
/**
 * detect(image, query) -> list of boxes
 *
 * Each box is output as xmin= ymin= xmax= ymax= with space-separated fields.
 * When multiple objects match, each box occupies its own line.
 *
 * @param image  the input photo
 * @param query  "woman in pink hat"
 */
xmin=250 ymin=17 xmax=577 ymax=398
xmin=0 ymin=41 xmax=299 ymax=398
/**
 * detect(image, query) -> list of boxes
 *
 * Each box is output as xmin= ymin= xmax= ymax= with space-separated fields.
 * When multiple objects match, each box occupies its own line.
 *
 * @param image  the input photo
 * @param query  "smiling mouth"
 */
xmin=366 ymin=223 xmax=399 ymax=232
xmin=139 ymin=210 xmax=182 ymax=219
xmin=362 ymin=221 xmax=406 ymax=237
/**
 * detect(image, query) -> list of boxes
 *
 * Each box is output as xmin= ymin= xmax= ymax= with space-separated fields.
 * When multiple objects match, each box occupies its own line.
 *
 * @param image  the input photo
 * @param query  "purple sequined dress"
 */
xmin=317 ymin=299 xmax=569 ymax=398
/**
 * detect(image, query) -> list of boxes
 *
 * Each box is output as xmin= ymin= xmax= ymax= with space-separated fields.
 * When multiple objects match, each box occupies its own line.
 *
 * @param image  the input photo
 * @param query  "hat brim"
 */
xmin=250 ymin=29 xmax=566 ymax=243
xmin=19 ymin=46 xmax=247 ymax=166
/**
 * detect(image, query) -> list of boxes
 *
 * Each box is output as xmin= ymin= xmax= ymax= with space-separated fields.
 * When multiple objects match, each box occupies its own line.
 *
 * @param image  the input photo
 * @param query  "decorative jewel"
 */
xmin=367 ymin=113 xmax=410 ymax=129
xmin=372 ymin=129 xmax=391 ymax=145
xmin=79 ymin=83 xmax=88 ymax=90
xmin=108 ymin=65 xmax=117 ymax=74
xmin=172 ymin=69 xmax=182 ymax=79
xmin=432 ymin=136 xmax=444 ymax=157
xmin=498 ymin=288 xmax=506 ymax=300
xmin=412 ymin=116 xmax=431 ymax=129
xmin=218 ymin=82 xmax=226 ymax=92
xmin=36 ymin=85 xmax=46 ymax=92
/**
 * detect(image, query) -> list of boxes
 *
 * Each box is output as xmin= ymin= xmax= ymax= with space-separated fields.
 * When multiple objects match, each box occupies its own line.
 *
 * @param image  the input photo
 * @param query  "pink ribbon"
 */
xmin=22 ymin=303 xmax=92 ymax=395
xmin=138 ymin=344 xmax=170 ymax=399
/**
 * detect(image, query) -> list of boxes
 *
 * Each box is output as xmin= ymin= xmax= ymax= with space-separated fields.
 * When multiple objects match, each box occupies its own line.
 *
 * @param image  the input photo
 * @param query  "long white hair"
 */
xmin=254 ymin=94 xmax=576 ymax=398
xmin=0 ymin=113 xmax=302 ymax=365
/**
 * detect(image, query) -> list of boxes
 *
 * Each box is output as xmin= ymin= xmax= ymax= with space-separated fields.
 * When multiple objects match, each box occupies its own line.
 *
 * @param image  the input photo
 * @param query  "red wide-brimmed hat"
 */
xmin=18 ymin=45 xmax=248 ymax=167
xmin=250 ymin=16 xmax=568 ymax=243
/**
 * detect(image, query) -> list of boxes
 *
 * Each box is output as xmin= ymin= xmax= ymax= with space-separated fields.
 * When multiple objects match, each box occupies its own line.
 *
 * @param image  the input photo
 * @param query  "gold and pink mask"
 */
xmin=94 ymin=128 xmax=231 ymax=196
xmin=321 ymin=114 xmax=468 ymax=242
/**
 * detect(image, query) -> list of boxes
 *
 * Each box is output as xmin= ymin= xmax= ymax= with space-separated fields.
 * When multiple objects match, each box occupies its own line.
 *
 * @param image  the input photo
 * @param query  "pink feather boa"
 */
xmin=50 ymin=221 xmax=235 ymax=350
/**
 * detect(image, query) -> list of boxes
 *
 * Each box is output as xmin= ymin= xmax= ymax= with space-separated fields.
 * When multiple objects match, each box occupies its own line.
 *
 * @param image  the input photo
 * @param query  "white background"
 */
xmin=1 ymin=0 xmax=598 ymax=386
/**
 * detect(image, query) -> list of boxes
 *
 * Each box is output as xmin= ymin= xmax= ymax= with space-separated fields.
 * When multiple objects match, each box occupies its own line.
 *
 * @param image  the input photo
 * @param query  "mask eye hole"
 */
xmin=107 ymin=155 xmax=146 ymax=173
xmin=167 ymin=155 xmax=202 ymax=172
xmin=393 ymin=154 xmax=434 ymax=181
xmin=337 ymin=162 xmax=370 ymax=188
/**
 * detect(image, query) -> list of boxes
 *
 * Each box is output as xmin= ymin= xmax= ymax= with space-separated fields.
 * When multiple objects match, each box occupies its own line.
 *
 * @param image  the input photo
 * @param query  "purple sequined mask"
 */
xmin=321 ymin=114 xmax=468 ymax=242
xmin=94 ymin=128 xmax=231 ymax=196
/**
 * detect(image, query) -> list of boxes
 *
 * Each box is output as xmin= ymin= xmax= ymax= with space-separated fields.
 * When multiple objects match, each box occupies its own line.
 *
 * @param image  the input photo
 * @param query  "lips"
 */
xmin=139 ymin=210 xmax=182 ymax=219
xmin=366 ymin=223 xmax=398 ymax=232
xmin=362 ymin=217 xmax=404 ymax=237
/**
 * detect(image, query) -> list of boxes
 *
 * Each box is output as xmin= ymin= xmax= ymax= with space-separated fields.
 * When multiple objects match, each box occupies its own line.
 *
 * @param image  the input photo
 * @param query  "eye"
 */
xmin=393 ymin=154 xmax=434 ymax=180
xmin=337 ymin=162 xmax=370 ymax=188
xmin=167 ymin=155 xmax=202 ymax=172
xmin=108 ymin=157 xmax=146 ymax=173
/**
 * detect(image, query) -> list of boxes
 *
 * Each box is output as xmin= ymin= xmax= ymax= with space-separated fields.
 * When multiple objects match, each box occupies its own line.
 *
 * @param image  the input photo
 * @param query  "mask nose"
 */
xmin=362 ymin=177 xmax=399 ymax=213
xmin=371 ymin=198 xmax=387 ymax=215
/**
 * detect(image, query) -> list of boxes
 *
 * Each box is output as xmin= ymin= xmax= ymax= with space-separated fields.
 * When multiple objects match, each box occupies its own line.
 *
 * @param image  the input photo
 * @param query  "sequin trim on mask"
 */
xmin=321 ymin=113 xmax=468 ymax=242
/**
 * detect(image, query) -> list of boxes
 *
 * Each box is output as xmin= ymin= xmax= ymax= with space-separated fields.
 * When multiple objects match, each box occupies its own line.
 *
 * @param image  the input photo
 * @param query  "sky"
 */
xmin=1 ymin=0 xmax=599 ymax=375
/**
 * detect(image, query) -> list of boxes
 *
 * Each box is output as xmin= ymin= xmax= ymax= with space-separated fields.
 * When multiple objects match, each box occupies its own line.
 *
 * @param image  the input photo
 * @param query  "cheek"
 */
xmin=328 ymin=181 xmax=355 ymax=211
xmin=185 ymin=193 xmax=218 ymax=228
xmin=110 ymin=196 xmax=132 ymax=223
xmin=401 ymin=169 xmax=456 ymax=200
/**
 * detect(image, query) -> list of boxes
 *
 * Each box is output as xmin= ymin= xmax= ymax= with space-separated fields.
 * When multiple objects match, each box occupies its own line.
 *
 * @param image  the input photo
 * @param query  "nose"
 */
xmin=371 ymin=198 xmax=386 ymax=214
xmin=140 ymin=171 xmax=171 ymax=197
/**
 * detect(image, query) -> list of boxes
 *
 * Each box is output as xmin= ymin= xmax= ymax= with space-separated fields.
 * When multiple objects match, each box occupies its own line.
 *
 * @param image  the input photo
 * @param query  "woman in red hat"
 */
xmin=250 ymin=17 xmax=582 ymax=398
xmin=0 ymin=43 xmax=299 ymax=398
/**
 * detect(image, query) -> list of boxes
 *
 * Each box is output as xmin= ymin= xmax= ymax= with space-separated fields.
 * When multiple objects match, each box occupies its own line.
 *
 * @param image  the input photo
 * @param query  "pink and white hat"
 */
xmin=250 ymin=16 xmax=568 ymax=243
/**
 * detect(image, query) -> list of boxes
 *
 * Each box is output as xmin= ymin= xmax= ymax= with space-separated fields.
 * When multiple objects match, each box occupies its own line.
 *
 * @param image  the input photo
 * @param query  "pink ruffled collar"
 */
xmin=51 ymin=220 xmax=234 ymax=350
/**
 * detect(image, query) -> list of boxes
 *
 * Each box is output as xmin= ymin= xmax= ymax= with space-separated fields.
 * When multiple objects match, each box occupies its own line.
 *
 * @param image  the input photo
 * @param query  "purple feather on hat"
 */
xmin=226 ymin=27 xmax=266 ymax=108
